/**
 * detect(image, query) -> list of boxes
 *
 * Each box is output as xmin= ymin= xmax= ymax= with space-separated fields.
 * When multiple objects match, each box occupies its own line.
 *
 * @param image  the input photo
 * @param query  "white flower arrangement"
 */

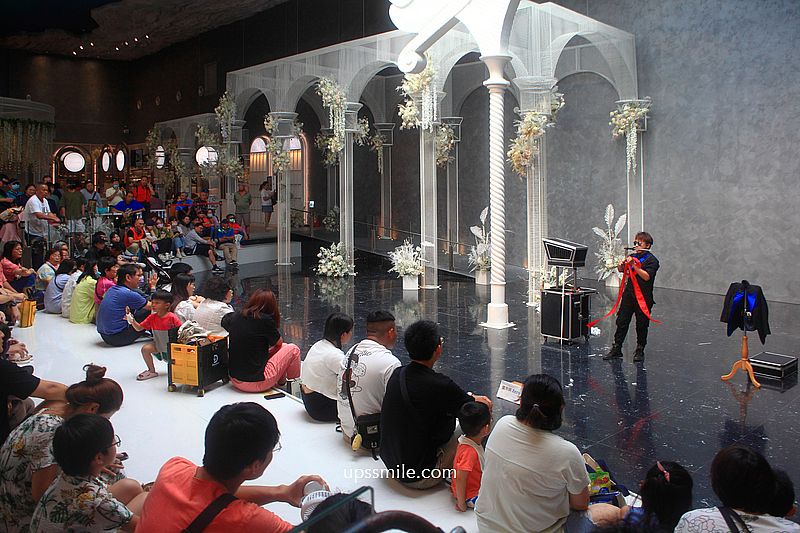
xmin=468 ymin=207 xmax=491 ymax=272
xmin=507 ymin=88 xmax=564 ymax=177
xmin=397 ymin=53 xmax=437 ymax=130
xmin=317 ymin=275 xmax=350 ymax=307
xmin=435 ymin=124 xmax=456 ymax=168
xmin=610 ymin=97 xmax=651 ymax=175
xmin=542 ymin=266 xmax=571 ymax=289
xmin=315 ymin=242 xmax=354 ymax=278
xmin=315 ymin=132 xmax=343 ymax=167
xmin=388 ymin=240 xmax=425 ymax=277
xmin=317 ymin=77 xmax=346 ymax=147
xmin=263 ymin=115 xmax=303 ymax=175
xmin=593 ymin=204 xmax=627 ymax=280
xmin=322 ymin=206 xmax=339 ymax=232
xmin=369 ymin=132 xmax=385 ymax=174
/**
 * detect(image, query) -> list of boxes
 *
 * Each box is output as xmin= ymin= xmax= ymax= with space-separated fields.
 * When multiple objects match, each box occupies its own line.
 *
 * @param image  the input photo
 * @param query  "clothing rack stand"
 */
xmin=721 ymin=291 xmax=761 ymax=388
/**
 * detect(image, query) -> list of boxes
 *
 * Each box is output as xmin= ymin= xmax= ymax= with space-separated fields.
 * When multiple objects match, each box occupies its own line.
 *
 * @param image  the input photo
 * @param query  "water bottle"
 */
xmin=300 ymin=480 xmax=332 ymax=521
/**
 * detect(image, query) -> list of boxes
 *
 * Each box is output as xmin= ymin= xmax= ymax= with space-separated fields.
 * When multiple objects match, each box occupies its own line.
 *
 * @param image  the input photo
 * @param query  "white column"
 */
xmin=269 ymin=111 xmax=298 ymax=266
xmin=618 ymin=98 xmax=650 ymax=244
xmin=339 ymin=102 xmax=362 ymax=269
xmin=176 ymin=148 xmax=193 ymax=193
xmin=419 ymin=123 xmax=439 ymax=289
xmin=374 ymin=123 xmax=395 ymax=238
xmin=481 ymin=55 xmax=513 ymax=328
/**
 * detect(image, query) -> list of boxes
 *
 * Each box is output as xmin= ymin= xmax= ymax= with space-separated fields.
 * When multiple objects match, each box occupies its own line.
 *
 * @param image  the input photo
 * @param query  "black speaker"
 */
xmin=541 ymin=289 xmax=594 ymax=341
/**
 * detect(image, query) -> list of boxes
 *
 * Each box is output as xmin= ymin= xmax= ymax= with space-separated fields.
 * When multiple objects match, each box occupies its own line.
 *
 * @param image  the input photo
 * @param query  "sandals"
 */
xmin=136 ymin=370 xmax=159 ymax=381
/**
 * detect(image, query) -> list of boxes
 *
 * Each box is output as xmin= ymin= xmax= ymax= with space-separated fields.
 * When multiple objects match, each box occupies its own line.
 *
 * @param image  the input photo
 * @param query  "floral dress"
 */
xmin=0 ymin=412 xmax=62 ymax=533
xmin=29 ymin=473 xmax=132 ymax=532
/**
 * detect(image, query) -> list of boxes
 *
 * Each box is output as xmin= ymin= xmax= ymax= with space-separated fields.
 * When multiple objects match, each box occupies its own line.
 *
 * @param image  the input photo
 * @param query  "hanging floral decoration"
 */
xmin=593 ymin=204 xmax=627 ymax=280
xmin=388 ymin=239 xmax=425 ymax=277
xmin=434 ymin=124 xmax=456 ymax=168
xmin=507 ymin=88 xmax=565 ymax=178
xmin=397 ymin=53 xmax=437 ymax=131
xmin=315 ymin=242 xmax=354 ymax=278
xmin=610 ymin=97 xmax=651 ymax=176
xmin=354 ymin=117 xmax=370 ymax=146
xmin=369 ymin=132 xmax=385 ymax=174
xmin=263 ymin=115 xmax=303 ymax=175
xmin=317 ymin=78 xmax=346 ymax=147
xmin=315 ymin=132 xmax=343 ymax=167
xmin=0 ymin=118 xmax=55 ymax=178
xmin=214 ymin=91 xmax=237 ymax=141
xmin=468 ymin=207 xmax=491 ymax=272
xmin=165 ymin=141 xmax=189 ymax=197
xmin=145 ymin=127 xmax=162 ymax=172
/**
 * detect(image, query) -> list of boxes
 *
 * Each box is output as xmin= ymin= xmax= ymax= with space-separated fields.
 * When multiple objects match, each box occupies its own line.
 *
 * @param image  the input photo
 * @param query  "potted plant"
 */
xmin=388 ymin=239 xmax=424 ymax=291
xmin=468 ymin=207 xmax=491 ymax=285
xmin=593 ymin=204 xmax=627 ymax=287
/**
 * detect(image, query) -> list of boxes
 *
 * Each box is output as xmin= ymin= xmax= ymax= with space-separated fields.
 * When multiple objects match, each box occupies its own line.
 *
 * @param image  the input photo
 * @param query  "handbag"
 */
xmin=343 ymin=342 xmax=381 ymax=459
xmin=19 ymin=299 xmax=36 ymax=328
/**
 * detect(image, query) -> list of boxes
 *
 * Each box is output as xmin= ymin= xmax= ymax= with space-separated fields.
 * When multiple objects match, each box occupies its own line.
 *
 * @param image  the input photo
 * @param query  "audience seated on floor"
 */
xmin=169 ymin=273 xmax=202 ymax=322
xmin=43 ymin=259 xmax=75 ymax=314
xmin=94 ymin=256 xmax=119 ymax=304
xmin=591 ymin=461 xmax=693 ymax=531
xmin=1 ymin=241 xmax=36 ymax=293
xmin=60 ymin=257 xmax=85 ymax=318
xmin=136 ymin=402 xmax=327 ymax=532
xmin=184 ymin=221 xmax=222 ymax=272
xmin=0 ymin=258 xmax=26 ymax=324
xmin=69 ymin=261 xmax=99 ymax=324
xmin=301 ymin=312 xmax=353 ymax=422
xmin=0 ymin=364 xmax=141 ymax=533
xmin=125 ymin=289 xmax=182 ymax=381
xmin=35 ymin=246 xmax=62 ymax=291
xmin=96 ymin=263 xmax=156 ymax=347
xmin=194 ymin=275 xmax=234 ymax=337
xmin=476 ymin=374 xmax=591 ymax=533
xmin=30 ymin=414 xmax=146 ymax=533
xmin=770 ymin=469 xmax=797 ymax=520
xmin=335 ymin=310 xmax=400 ymax=447
xmin=675 ymin=444 xmax=800 ymax=532
xmin=212 ymin=218 xmax=238 ymax=266
xmin=452 ymin=401 xmax=491 ymax=512
xmin=380 ymin=320 xmax=492 ymax=490
xmin=224 ymin=288 xmax=301 ymax=393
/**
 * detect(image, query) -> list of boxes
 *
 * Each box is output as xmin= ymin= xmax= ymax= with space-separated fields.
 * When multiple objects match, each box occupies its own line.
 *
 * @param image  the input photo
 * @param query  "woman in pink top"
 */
xmin=1 ymin=241 xmax=36 ymax=292
xmin=94 ymin=257 xmax=119 ymax=304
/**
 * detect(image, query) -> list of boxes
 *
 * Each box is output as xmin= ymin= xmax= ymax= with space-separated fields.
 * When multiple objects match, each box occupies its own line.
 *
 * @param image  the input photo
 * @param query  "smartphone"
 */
xmin=263 ymin=391 xmax=286 ymax=400
xmin=117 ymin=452 xmax=129 ymax=461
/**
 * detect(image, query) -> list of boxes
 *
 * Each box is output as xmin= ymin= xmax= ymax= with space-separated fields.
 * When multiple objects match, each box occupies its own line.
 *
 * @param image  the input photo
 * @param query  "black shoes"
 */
xmin=603 ymin=345 xmax=623 ymax=360
xmin=633 ymin=346 xmax=645 ymax=363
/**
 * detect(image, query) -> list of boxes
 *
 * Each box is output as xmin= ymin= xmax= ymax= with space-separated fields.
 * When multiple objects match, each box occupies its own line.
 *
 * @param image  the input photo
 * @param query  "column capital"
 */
xmin=441 ymin=117 xmax=463 ymax=142
xmin=480 ymin=55 xmax=512 ymax=89
xmin=374 ymin=123 xmax=395 ymax=146
xmin=268 ymin=111 xmax=299 ymax=139
xmin=344 ymin=102 xmax=363 ymax=132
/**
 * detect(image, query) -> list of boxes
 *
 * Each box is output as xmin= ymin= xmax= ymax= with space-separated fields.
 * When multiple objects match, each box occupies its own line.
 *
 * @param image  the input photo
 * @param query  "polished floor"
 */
xmin=15 ymin=254 xmax=800 ymax=530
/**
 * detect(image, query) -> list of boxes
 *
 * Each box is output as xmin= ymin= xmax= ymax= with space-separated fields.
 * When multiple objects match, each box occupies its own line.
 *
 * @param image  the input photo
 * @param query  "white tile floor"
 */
xmin=14 ymin=313 xmax=477 ymax=532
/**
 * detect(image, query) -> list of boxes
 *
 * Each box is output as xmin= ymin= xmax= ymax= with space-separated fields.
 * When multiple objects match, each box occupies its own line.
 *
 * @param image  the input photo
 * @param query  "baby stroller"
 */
xmin=142 ymin=254 xmax=173 ymax=287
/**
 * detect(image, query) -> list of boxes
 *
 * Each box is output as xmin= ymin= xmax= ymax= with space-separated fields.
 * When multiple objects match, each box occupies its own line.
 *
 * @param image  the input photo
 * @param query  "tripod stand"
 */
xmin=721 ymin=292 xmax=761 ymax=388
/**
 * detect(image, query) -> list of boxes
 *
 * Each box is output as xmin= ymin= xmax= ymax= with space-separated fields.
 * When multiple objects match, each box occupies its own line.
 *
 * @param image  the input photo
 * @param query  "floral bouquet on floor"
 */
xmin=593 ymin=204 xmax=627 ymax=280
xmin=316 ymin=276 xmax=351 ymax=308
xmin=468 ymin=207 xmax=491 ymax=272
xmin=315 ymin=242 xmax=354 ymax=278
xmin=388 ymin=240 xmax=424 ymax=278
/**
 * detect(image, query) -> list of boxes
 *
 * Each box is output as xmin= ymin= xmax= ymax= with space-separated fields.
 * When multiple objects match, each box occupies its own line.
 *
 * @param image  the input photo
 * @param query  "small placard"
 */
xmin=496 ymin=380 xmax=524 ymax=404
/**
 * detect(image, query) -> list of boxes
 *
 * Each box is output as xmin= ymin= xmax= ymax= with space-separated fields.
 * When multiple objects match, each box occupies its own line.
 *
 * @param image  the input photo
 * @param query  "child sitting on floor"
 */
xmin=452 ymin=401 xmax=491 ymax=512
xmin=125 ymin=290 xmax=182 ymax=381
xmin=30 ymin=413 xmax=146 ymax=532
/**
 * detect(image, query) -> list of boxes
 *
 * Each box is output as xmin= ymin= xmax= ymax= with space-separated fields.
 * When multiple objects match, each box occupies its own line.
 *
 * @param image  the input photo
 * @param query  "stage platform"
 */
xmin=15 ymin=253 xmax=800 ymax=528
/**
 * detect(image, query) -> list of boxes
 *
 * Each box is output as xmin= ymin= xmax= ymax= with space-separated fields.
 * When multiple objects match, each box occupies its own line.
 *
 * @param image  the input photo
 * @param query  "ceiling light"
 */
xmin=79 ymin=45 xmax=84 ymax=50
xmin=124 ymin=41 xmax=129 ymax=46
xmin=134 ymin=37 xmax=138 ymax=42
xmin=72 ymin=51 xmax=77 ymax=55
xmin=145 ymin=35 xmax=149 ymax=39
xmin=90 ymin=42 xmax=94 ymax=47
xmin=115 ymin=46 xmax=120 ymax=51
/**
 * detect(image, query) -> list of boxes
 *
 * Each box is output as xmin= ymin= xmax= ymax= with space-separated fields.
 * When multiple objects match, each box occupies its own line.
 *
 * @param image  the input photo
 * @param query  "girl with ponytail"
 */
xmin=477 ymin=374 xmax=592 ymax=533
xmin=0 ymin=365 xmax=141 ymax=533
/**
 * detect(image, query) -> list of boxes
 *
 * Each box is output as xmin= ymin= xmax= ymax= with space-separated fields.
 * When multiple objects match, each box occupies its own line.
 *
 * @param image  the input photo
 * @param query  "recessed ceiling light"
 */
xmin=124 ymin=41 xmax=129 ymax=46
xmin=145 ymin=35 xmax=149 ymax=39
xmin=72 ymin=51 xmax=77 ymax=55
xmin=79 ymin=45 xmax=84 ymax=50
xmin=115 ymin=46 xmax=120 ymax=51
xmin=90 ymin=42 xmax=94 ymax=47
xmin=134 ymin=37 xmax=138 ymax=42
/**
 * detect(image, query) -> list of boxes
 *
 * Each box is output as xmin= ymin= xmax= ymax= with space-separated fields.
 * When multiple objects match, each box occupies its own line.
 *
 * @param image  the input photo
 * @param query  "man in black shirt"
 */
xmin=0 ymin=358 xmax=67 ymax=444
xmin=604 ymin=231 xmax=660 ymax=363
xmin=380 ymin=320 xmax=492 ymax=489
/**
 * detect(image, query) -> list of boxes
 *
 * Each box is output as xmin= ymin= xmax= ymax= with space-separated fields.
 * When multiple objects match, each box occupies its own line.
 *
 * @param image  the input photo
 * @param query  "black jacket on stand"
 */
xmin=720 ymin=280 xmax=770 ymax=344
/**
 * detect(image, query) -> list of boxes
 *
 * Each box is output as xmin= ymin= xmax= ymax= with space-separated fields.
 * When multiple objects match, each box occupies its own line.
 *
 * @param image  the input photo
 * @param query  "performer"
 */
xmin=603 ymin=231 xmax=659 ymax=363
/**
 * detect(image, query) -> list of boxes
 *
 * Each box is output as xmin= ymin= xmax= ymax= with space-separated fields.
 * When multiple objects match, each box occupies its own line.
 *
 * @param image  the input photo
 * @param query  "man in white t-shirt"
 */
xmin=336 ymin=310 xmax=400 ymax=444
xmin=105 ymin=179 xmax=125 ymax=208
xmin=22 ymin=183 xmax=60 ymax=269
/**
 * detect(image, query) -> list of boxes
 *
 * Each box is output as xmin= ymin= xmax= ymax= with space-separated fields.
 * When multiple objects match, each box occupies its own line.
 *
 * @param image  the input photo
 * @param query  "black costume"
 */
xmin=720 ymin=280 xmax=770 ymax=344
xmin=613 ymin=251 xmax=660 ymax=348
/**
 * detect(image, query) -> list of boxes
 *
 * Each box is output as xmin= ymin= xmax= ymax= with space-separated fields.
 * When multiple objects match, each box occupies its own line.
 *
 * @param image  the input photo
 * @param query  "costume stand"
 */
xmin=721 ymin=296 xmax=761 ymax=388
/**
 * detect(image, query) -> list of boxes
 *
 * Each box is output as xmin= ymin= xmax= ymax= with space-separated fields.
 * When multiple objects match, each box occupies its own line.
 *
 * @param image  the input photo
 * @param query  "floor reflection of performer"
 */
xmin=610 ymin=359 xmax=655 ymax=459
xmin=604 ymin=232 xmax=659 ymax=363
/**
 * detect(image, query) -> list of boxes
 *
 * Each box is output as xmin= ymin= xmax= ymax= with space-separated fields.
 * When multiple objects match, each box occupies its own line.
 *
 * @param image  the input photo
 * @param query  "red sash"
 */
xmin=588 ymin=257 xmax=660 ymax=328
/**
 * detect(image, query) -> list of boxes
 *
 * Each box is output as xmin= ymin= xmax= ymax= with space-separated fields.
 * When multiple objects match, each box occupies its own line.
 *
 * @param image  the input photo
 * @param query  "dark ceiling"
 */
xmin=0 ymin=0 xmax=292 ymax=60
